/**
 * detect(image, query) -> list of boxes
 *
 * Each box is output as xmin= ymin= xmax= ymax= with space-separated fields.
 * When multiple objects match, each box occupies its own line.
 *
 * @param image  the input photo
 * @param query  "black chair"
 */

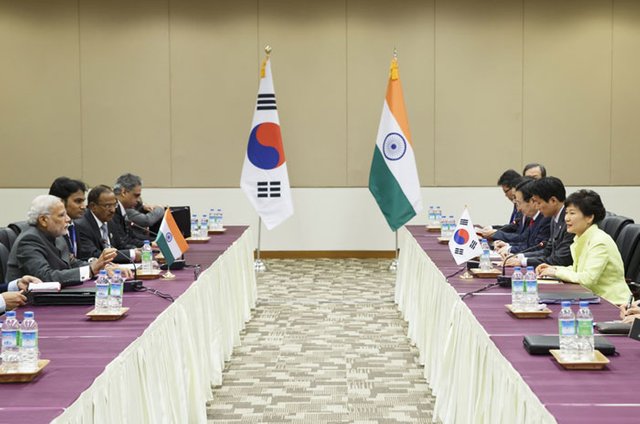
xmin=0 ymin=227 xmax=17 ymax=251
xmin=616 ymin=224 xmax=640 ymax=277
xmin=600 ymin=215 xmax=634 ymax=241
xmin=8 ymin=221 xmax=29 ymax=236
xmin=627 ymin=241 xmax=640 ymax=282
xmin=0 ymin=243 xmax=8 ymax=283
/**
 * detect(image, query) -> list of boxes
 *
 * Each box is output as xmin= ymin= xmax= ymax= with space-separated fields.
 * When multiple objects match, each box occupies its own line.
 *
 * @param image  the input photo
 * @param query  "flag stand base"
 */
xmin=388 ymin=259 xmax=398 ymax=272
xmin=254 ymin=259 xmax=267 ymax=272
xmin=162 ymin=271 xmax=176 ymax=280
xmin=460 ymin=270 xmax=474 ymax=280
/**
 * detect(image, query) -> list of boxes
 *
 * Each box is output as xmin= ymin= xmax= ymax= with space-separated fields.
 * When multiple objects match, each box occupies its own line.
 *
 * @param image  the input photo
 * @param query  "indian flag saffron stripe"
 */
xmin=369 ymin=56 xmax=423 ymax=231
xmin=155 ymin=209 xmax=189 ymax=266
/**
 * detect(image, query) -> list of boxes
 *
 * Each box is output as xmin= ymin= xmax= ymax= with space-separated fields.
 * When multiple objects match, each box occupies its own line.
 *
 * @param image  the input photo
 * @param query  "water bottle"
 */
xmin=141 ymin=240 xmax=153 ymax=273
xmin=109 ymin=269 xmax=124 ymax=313
xmin=576 ymin=301 xmax=594 ymax=361
xmin=216 ymin=208 xmax=223 ymax=229
xmin=95 ymin=270 xmax=110 ymax=313
xmin=428 ymin=206 xmax=435 ymax=226
xmin=479 ymin=238 xmax=492 ymax=271
xmin=523 ymin=266 xmax=538 ymax=311
xmin=208 ymin=208 xmax=216 ymax=230
xmin=190 ymin=214 xmax=199 ymax=238
xmin=200 ymin=214 xmax=209 ymax=237
xmin=511 ymin=267 xmax=524 ymax=310
xmin=558 ymin=301 xmax=577 ymax=361
xmin=448 ymin=216 xmax=455 ymax=238
xmin=19 ymin=311 xmax=39 ymax=372
xmin=440 ymin=215 xmax=448 ymax=237
xmin=434 ymin=206 xmax=442 ymax=227
xmin=1 ymin=311 xmax=20 ymax=373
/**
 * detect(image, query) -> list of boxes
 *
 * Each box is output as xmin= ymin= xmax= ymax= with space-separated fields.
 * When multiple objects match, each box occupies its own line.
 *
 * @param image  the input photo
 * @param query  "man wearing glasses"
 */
xmin=111 ymin=173 xmax=147 ymax=248
xmin=75 ymin=185 xmax=140 ymax=263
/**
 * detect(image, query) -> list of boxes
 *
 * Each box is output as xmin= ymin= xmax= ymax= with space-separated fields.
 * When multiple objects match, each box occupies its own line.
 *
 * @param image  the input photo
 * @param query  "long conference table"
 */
xmin=397 ymin=226 xmax=640 ymax=424
xmin=0 ymin=226 xmax=256 ymax=424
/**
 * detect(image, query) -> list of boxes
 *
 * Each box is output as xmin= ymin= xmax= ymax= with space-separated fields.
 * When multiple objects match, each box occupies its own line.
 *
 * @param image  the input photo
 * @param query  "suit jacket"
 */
xmin=6 ymin=225 xmax=89 ymax=284
xmin=492 ymin=211 xmax=526 ymax=243
xmin=509 ymin=213 xmax=551 ymax=254
xmin=524 ymin=208 xmax=575 ymax=267
xmin=75 ymin=210 xmax=133 ymax=263
xmin=126 ymin=205 xmax=163 ymax=241
xmin=110 ymin=206 xmax=143 ymax=249
xmin=555 ymin=225 xmax=631 ymax=304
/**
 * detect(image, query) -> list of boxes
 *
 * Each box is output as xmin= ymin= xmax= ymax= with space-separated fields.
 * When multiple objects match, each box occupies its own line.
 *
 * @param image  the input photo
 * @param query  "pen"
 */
xmin=626 ymin=294 xmax=634 ymax=310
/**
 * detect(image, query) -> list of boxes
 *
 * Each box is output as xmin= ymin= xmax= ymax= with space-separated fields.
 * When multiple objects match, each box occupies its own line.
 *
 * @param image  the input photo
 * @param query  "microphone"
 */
xmin=111 ymin=249 xmax=143 ymax=292
xmin=497 ymin=241 xmax=547 ymax=287
xmin=129 ymin=221 xmax=158 ymax=238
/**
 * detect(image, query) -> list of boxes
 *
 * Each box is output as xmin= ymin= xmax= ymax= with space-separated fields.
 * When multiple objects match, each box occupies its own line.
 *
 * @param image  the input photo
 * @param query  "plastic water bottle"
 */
xmin=95 ymin=270 xmax=110 ymax=313
xmin=190 ymin=214 xmax=199 ymax=238
xmin=208 ymin=209 xmax=216 ymax=230
xmin=511 ymin=266 xmax=524 ymax=310
xmin=523 ymin=266 xmax=538 ymax=311
xmin=1 ymin=311 xmax=20 ymax=373
xmin=480 ymin=238 xmax=492 ymax=271
xmin=141 ymin=240 xmax=153 ymax=273
xmin=428 ymin=206 xmax=435 ymax=226
xmin=576 ymin=301 xmax=595 ymax=361
xmin=19 ymin=311 xmax=39 ymax=372
xmin=434 ymin=206 xmax=442 ymax=227
xmin=440 ymin=215 xmax=448 ymax=236
xmin=216 ymin=208 xmax=223 ymax=229
xmin=200 ymin=214 xmax=209 ymax=237
xmin=109 ymin=269 xmax=124 ymax=313
xmin=558 ymin=301 xmax=577 ymax=361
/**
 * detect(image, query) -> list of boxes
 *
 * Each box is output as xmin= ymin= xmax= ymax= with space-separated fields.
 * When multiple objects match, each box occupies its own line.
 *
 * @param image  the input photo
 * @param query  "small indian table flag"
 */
xmin=155 ymin=209 xmax=189 ymax=266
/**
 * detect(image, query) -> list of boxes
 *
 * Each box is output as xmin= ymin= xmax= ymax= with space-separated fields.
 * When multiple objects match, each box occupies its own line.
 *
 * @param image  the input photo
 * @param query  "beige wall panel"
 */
xmin=347 ymin=0 xmax=435 ymax=187
xmin=259 ymin=0 xmax=347 ymax=187
xmin=0 ymin=1 xmax=81 ymax=187
xmin=79 ymin=0 xmax=171 ymax=188
xmin=435 ymin=0 xmax=523 ymax=186
xmin=170 ymin=0 xmax=257 ymax=187
xmin=523 ymin=0 xmax=612 ymax=185
xmin=611 ymin=1 xmax=640 ymax=185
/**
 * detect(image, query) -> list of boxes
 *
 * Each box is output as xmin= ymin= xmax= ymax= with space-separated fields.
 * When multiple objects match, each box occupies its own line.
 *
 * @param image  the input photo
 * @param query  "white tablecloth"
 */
xmin=52 ymin=228 xmax=257 ymax=424
xmin=395 ymin=228 xmax=556 ymax=424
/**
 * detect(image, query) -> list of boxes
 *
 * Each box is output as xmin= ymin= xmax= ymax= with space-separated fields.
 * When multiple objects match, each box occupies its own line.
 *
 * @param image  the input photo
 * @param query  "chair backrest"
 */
xmin=0 ymin=242 xmax=9 ymax=283
xmin=0 ymin=227 xmax=17 ymax=251
xmin=627 ymin=240 xmax=640 ymax=282
xmin=8 ymin=221 xmax=29 ymax=236
xmin=600 ymin=215 xmax=634 ymax=241
xmin=616 ymin=224 xmax=640 ymax=276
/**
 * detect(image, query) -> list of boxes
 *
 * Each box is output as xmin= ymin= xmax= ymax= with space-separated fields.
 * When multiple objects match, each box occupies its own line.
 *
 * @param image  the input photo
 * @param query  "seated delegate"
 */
xmin=537 ymin=189 xmax=631 ymax=305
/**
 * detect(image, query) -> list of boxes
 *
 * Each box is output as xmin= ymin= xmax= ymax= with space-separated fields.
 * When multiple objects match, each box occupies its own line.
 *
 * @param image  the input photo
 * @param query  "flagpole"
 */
xmin=254 ymin=217 xmax=267 ymax=272
xmin=389 ymin=231 xmax=398 ymax=272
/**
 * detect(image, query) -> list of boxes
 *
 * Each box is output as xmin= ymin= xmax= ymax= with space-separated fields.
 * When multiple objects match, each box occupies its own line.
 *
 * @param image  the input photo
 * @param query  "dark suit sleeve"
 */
xmin=544 ymin=231 xmax=575 ymax=266
xmin=16 ymin=233 xmax=86 ymax=283
xmin=76 ymin=224 xmax=103 ymax=261
xmin=126 ymin=207 xmax=164 ymax=228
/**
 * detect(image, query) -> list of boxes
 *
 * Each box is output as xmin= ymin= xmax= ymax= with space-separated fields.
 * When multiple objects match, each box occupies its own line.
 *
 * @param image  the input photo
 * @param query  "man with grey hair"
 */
xmin=111 ymin=173 xmax=160 ymax=247
xmin=6 ymin=195 xmax=116 ymax=284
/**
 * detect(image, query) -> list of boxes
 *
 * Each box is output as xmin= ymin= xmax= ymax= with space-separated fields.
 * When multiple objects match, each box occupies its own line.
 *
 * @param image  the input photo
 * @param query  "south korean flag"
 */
xmin=448 ymin=207 xmax=483 ymax=265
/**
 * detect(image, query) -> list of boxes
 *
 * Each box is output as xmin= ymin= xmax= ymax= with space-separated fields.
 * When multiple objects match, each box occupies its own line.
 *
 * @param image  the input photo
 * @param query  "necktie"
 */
xmin=101 ymin=223 xmax=111 ymax=248
xmin=68 ymin=224 xmax=77 ymax=255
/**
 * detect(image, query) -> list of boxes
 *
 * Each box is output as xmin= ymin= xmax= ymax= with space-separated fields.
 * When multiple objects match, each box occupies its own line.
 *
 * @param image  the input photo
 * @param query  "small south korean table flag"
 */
xmin=448 ymin=207 xmax=483 ymax=265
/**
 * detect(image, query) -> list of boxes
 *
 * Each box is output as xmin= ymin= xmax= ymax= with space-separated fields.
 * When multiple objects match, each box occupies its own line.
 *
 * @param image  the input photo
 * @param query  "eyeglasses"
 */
xmin=97 ymin=203 xmax=117 ymax=210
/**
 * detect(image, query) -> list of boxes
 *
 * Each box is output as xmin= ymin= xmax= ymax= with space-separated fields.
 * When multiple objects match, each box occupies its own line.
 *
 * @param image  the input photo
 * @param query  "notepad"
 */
xmin=28 ymin=282 xmax=62 ymax=292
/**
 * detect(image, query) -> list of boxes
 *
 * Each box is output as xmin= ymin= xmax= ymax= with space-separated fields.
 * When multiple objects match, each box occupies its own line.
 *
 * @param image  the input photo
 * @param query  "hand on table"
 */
xmin=3 ymin=292 xmax=27 ymax=311
xmin=17 ymin=275 xmax=42 ymax=291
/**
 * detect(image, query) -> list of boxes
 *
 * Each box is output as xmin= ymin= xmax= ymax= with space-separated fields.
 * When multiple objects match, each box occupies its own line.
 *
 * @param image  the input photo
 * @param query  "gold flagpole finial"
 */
xmin=265 ymin=45 xmax=272 ymax=56
xmin=393 ymin=47 xmax=398 ymax=59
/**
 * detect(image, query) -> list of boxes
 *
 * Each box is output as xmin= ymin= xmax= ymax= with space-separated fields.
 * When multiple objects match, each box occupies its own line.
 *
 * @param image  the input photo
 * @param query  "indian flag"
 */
xmin=155 ymin=209 xmax=189 ymax=266
xmin=369 ymin=55 xmax=423 ymax=231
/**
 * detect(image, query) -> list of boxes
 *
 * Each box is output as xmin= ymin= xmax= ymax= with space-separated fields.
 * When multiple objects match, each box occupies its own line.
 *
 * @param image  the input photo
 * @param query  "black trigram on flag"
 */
xmin=257 ymin=181 xmax=281 ymax=198
xmin=469 ymin=240 xmax=478 ymax=250
xmin=257 ymin=93 xmax=277 ymax=111
xmin=455 ymin=248 xmax=464 ymax=255
xmin=460 ymin=218 xmax=469 ymax=226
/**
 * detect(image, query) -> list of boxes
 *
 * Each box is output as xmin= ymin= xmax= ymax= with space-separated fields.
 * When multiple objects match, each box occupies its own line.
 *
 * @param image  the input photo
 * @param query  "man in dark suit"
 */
xmin=6 ymin=195 xmax=116 ymax=284
xmin=494 ymin=179 xmax=551 ymax=255
xmin=48 ymin=177 xmax=87 ymax=258
xmin=75 ymin=185 xmax=139 ymax=263
xmin=111 ymin=173 xmax=146 ymax=248
xmin=505 ymin=177 xmax=574 ymax=268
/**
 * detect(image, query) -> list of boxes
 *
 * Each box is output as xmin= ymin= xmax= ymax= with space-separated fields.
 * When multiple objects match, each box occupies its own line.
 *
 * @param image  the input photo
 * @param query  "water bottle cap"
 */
xmin=99 ymin=270 xmax=107 ymax=275
xmin=144 ymin=240 xmax=150 ymax=244
xmin=5 ymin=311 xmax=16 ymax=318
xmin=114 ymin=269 xmax=121 ymax=274
xmin=561 ymin=301 xmax=571 ymax=308
xmin=449 ymin=215 xmax=454 ymax=218
xmin=526 ymin=266 xmax=534 ymax=271
xmin=579 ymin=301 xmax=590 ymax=308
xmin=513 ymin=266 xmax=521 ymax=271
xmin=24 ymin=311 xmax=34 ymax=319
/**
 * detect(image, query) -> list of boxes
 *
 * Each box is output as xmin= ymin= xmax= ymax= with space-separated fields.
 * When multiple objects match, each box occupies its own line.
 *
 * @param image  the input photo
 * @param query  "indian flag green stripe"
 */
xmin=369 ymin=147 xmax=416 ymax=231
xmin=156 ymin=233 xmax=177 ymax=265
